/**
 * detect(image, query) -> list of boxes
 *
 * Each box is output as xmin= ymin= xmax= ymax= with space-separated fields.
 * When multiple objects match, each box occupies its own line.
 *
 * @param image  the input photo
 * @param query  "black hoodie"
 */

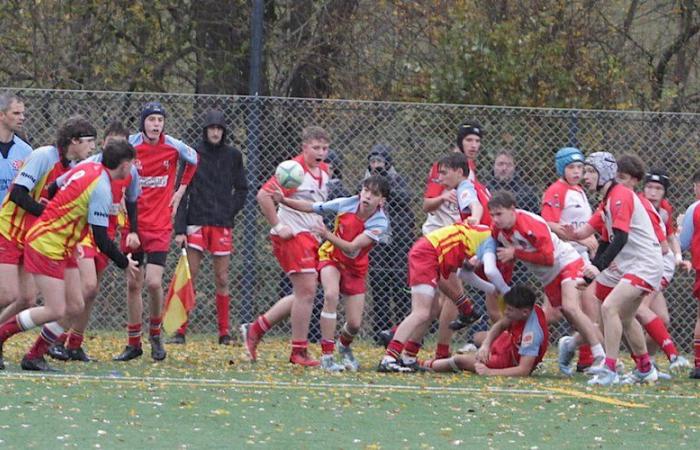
xmin=175 ymin=110 xmax=248 ymax=233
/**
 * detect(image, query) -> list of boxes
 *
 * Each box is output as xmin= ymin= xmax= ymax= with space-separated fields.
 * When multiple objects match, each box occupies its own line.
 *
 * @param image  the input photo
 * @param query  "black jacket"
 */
xmin=175 ymin=110 xmax=248 ymax=233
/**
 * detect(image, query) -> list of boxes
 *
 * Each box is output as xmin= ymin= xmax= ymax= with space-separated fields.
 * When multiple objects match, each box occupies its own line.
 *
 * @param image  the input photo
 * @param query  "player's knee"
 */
xmin=214 ymin=273 xmax=228 ymax=291
xmin=345 ymin=319 xmax=361 ymax=335
xmin=145 ymin=276 xmax=163 ymax=294
xmin=0 ymin=286 xmax=20 ymax=306
xmin=560 ymin=301 xmax=580 ymax=319
xmin=323 ymin=290 xmax=340 ymax=305
xmin=65 ymin=297 xmax=85 ymax=318
xmin=600 ymin=301 xmax=618 ymax=317
xmin=412 ymin=307 xmax=432 ymax=324
xmin=82 ymin=282 xmax=99 ymax=302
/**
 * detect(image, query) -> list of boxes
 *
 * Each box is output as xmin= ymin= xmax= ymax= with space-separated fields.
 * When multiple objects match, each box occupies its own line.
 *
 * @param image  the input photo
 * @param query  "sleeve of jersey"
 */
xmin=125 ymin=166 xmax=141 ymax=202
xmin=169 ymin=138 xmax=198 ymax=185
xmin=588 ymin=207 xmax=605 ymax=235
xmin=14 ymin=150 xmax=50 ymax=191
xmin=609 ymin=189 xmax=633 ymax=232
xmin=261 ymin=175 xmax=295 ymax=197
xmin=540 ymin=185 xmax=562 ymax=222
xmin=87 ymin=176 xmax=112 ymax=228
xmin=363 ymin=212 xmax=390 ymax=243
xmin=680 ymin=202 xmax=698 ymax=252
xmin=513 ymin=219 xmax=555 ymax=266
xmin=519 ymin=316 xmax=545 ymax=357
xmin=312 ymin=196 xmax=354 ymax=215
xmin=423 ymin=165 xmax=443 ymax=198
xmin=456 ymin=181 xmax=478 ymax=213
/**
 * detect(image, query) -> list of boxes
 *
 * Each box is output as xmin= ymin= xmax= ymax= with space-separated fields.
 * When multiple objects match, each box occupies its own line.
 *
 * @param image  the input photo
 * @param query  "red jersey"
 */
xmin=127 ymin=133 xmax=197 ymax=232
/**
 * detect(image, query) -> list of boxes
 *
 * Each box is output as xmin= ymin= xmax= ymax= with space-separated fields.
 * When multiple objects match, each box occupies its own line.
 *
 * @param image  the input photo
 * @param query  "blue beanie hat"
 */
xmin=139 ymin=101 xmax=167 ymax=131
xmin=555 ymin=147 xmax=584 ymax=177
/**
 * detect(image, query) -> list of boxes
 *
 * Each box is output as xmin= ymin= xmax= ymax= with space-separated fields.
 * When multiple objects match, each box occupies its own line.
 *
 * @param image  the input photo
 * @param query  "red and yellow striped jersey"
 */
xmin=26 ymin=162 xmax=112 ymax=260
xmin=424 ymin=223 xmax=491 ymax=278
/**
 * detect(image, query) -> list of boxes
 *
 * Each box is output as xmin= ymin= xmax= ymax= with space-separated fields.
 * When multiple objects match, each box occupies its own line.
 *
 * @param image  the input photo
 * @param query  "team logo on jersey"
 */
xmin=11 ymin=160 xmax=23 ymax=170
xmin=163 ymin=160 xmax=170 ymax=169
xmin=522 ymin=331 xmax=534 ymax=347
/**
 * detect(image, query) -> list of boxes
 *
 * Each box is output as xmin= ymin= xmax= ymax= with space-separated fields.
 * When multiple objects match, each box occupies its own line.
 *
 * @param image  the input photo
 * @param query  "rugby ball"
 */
xmin=275 ymin=160 xmax=304 ymax=189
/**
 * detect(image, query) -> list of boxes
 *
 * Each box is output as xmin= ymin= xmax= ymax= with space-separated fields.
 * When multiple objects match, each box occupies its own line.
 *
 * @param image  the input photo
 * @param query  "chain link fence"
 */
xmin=5 ymin=88 xmax=700 ymax=350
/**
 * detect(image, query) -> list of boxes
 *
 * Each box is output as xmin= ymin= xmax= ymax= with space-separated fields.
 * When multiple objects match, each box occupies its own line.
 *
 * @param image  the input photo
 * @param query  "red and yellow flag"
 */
xmin=163 ymin=248 xmax=196 ymax=335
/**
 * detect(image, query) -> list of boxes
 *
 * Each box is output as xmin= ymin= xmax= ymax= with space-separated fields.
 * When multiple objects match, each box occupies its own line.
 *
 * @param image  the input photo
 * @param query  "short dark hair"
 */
xmin=617 ymin=154 xmax=645 ymax=181
xmin=438 ymin=153 xmax=469 ymax=177
xmin=504 ymin=284 xmax=537 ymax=309
xmin=362 ymin=175 xmax=391 ymax=200
xmin=693 ymin=170 xmax=700 ymax=184
xmin=56 ymin=115 xmax=96 ymax=150
xmin=301 ymin=126 xmax=330 ymax=143
xmin=104 ymin=121 xmax=129 ymax=139
xmin=494 ymin=149 xmax=514 ymax=160
xmin=487 ymin=190 xmax=517 ymax=209
xmin=102 ymin=139 xmax=135 ymax=169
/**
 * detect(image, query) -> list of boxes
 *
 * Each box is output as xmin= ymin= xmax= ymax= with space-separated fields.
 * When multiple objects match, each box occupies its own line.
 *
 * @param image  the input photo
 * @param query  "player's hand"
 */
xmin=466 ymin=216 xmax=479 ymax=226
xmin=475 ymin=345 xmax=490 ymax=363
xmin=575 ymin=279 xmax=588 ymax=291
xmin=441 ymin=189 xmax=457 ymax=205
xmin=474 ymin=362 xmax=490 ymax=376
xmin=270 ymin=187 xmax=285 ymax=204
xmin=496 ymin=246 xmax=515 ymax=263
xmin=126 ymin=253 xmax=140 ymax=278
xmin=126 ymin=232 xmax=140 ymax=249
xmin=680 ymin=260 xmax=693 ymax=273
xmin=174 ymin=234 xmax=187 ymax=248
xmin=560 ymin=223 xmax=577 ymax=241
xmin=312 ymin=224 xmax=330 ymax=240
xmin=583 ymin=264 xmax=600 ymax=279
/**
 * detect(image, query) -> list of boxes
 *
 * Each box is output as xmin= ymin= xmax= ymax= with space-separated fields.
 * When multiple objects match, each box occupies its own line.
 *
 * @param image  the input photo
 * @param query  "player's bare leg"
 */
xmin=114 ymin=264 xmax=146 ymax=361
xmin=435 ymin=274 xmax=461 ymax=359
xmin=144 ymin=264 xmax=166 ymax=360
xmin=427 ymin=353 xmax=477 ymax=373
xmin=318 ymin=266 xmax=344 ymax=372
xmin=338 ymin=294 xmax=364 ymax=371
xmin=691 ymin=305 xmax=700 ymax=379
xmin=0 ymin=267 xmax=36 ymax=324
xmin=636 ymin=291 xmax=686 ymax=371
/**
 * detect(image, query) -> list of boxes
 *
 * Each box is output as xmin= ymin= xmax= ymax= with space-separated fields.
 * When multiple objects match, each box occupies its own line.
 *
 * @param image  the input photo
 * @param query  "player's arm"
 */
xmin=513 ymin=221 xmax=555 ymax=266
xmin=476 ymin=318 xmax=510 ymax=363
xmin=422 ymin=166 xmax=454 ymax=213
xmin=278 ymin=195 xmax=314 ymax=213
xmin=679 ymin=203 xmax=696 ymax=252
xmin=317 ymin=228 xmax=375 ymax=255
xmin=478 ymin=356 xmax=537 ymax=377
xmin=9 ymin=185 xmax=44 ymax=216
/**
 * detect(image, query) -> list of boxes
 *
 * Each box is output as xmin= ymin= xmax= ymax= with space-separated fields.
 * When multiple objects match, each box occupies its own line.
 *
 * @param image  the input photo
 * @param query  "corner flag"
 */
xmin=163 ymin=248 xmax=196 ymax=335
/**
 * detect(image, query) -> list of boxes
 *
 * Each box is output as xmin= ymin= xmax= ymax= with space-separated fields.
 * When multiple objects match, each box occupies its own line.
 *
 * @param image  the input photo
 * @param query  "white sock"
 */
xmin=591 ymin=343 xmax=605 ymax=359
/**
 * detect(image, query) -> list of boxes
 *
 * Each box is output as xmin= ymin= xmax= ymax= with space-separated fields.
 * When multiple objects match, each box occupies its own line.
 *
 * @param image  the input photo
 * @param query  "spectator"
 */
xmin=486 ymin=150 xmax=538 ymax=212
xmin=363 ymin=144 xmax=415 ymax=344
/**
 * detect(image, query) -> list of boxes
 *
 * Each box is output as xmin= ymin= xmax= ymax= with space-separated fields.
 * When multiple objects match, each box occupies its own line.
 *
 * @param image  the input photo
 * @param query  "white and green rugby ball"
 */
xmin=275 ymin=160 xmax=305 ymax=189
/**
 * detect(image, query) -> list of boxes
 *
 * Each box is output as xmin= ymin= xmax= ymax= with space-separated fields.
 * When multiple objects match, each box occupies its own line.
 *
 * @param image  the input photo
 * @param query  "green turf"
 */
xmin=1 ymin=333 xmax=699 ymax=449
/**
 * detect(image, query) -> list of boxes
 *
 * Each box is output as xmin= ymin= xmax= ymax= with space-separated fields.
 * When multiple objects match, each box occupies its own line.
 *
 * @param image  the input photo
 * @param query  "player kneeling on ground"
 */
xmin=424 ymin=284 xmax=548 ymax=376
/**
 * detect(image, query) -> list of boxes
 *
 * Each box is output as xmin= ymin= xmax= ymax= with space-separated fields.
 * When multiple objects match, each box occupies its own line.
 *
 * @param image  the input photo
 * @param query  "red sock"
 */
xmin=320 ymin=339 xmax=335 ymax=355
xmin=339 ymin=330 xmax=354 ymax=348
xmin=26 ymin=324 xmax=62 ymax=359
xmin=250 ymin=315 xmax=270 ymax=340
xmin=291 ymin=340 xmax=308 ymax=355
xmin=127 ymin=323 xmax=142 ymax=347
xmin=635 ymin=353 xmax=652 ymax=373
xmin=455 ymin=295 xmax=473 ymax=316
xmin=604 ymin=357 xmax=617 ymax=372
xmin=644 ymin=317 xmax=678 ymax=360
xmin=386 ymin=340 xmax=404 ymax=359
xmin=177 ymin=320 xmax=189 ymax=335
xmin=216 ymin=293 xmax=230 ymax=336
xmin=404 ymin=340 xmax=422 ymax=358
xmin=66 ymin=331 xmax=84 ymax=350
xmin=149 ymin=317 xmax=162 ymax=337
xmin=435 ymin=343 xmax=451 ymax=359
xmin=0 ymin=316 xmax=24 ymax=343
xmin=578 ymin=344 xmax=593 ymax=367
xmin=390 ymin=325 xmax=398 ymax=333
xmin=56 ymin=332 xmax=68 ymax=345
xmin=694 ymin=338 xmax=700 ymax=368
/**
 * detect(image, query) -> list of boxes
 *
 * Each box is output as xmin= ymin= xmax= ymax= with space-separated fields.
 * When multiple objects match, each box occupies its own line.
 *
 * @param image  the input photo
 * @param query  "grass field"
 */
xmin=1 ymin=333 xmax=699 ymax=449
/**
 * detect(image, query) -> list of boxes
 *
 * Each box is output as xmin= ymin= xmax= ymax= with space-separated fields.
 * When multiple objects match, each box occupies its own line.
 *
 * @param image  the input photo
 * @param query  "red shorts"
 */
xmin=694 ymin=272 xmax=700 ymax=300
xmin=595 ymin=274 xmax=655 ymax=302
xmin=271 ymin=232 xmax=319 ymax=274
xmin=543 ymin=258 xmax=585 ymax=308
xmin=594 ymin=281 xmax=614 ymax=302
xmin=0 ymin=233 xmax=23 ymax=265
xmin=121 ymin=228 xmax=171 ymax=254
xmin=24 ymin=245 xmax=78 ymax=280
xmin=407 ymin=238 xmax=439 ymax=288
xmin=486 ymin=332 xmax=517 ymax=369
xmin=318 ymin=259 xmax=366 ymax=296
xmin=77 ymin=243 xmax=109 ymax=273
xmin=187 ymin=226 xmax=233 ymax=256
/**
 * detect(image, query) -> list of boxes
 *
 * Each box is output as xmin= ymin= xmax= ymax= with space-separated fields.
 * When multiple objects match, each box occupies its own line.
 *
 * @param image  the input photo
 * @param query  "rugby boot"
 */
xmin=218 ymin=334 xmax=233 ymax=346
xmin=448 ymin=312 xmax=483 ymax=331
xmin=557 ymin=336 xmax=575 ymax=376
xmin=289 ymin=350 xmax=319 ymax=367
xmin=149 ymin=335 xmax=167 ymax=361
xmin=113 ymin=345 xmax=143 ymax=361
xmin=669 ymin=355 xmax=691 ymax=373
xmin=167 ymin=333 xmax=186 ymax=345
xmin=621 ymin=366 xmax=658 ymax=385
xmin=587 ymin=367 xmax=620 ymax=386
xmin=690 ymin=367 xmax=700 ymax=379
xmin=320 ymin=354 xmax=345 ymax=372
xmin=240 ymin=323 xmax=260 ymax=362
xmin=21 ymin=355 xmax=59 ymax=372
xmin=377 ymin=356 xmax=413 ymax=373
xmin=47 ymin=343 xmax=70 ymax=361
xmin=338 ymin=343 xmax=360 ymax=372
xmin=67 ymin=347 xmax=95 ymax=362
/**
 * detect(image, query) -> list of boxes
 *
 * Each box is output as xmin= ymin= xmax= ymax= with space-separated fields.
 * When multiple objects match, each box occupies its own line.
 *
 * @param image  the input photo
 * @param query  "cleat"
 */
xmin=377 ymin=329 xmax=394 ymax=348
xmin=576 ymin=362 xmax=591 ymax=373
xmin=166 ymin=333 xmax=186 ymax=345
xmin=240 ymin=323 xmax=260 ymax=362
xmin=320 ymin=354 xmax=345 ymax=372
xmin=0 ymin=341 xmax=4 ymax=370
xmin=338 ymin=343 xmax=360 ymax=372
xmin=377 ymin=356 xmax=413 ymax=373
xmin=669 ymin=355 xmax=691 ymax=373
xmin=112 ymin=345 xmax=143 ymax=362
xmin=149 ymin=335 xmax=167 ymax=361
xmin=621 ymin=366 xmax=658 ymax=385
xmin=448 ymin=312 xmax=483 ymax=331
xmin=400 ymin=357 xmax=426 ymax=372
xmin=457 ymin=342 xmax=478 ymax=354
xmin=47 ymin=343 xmax=70 ymax=361
xmin=21 ymin=355 xmax=59 ymax=372
xmin=587 ymin=367 xmax=620 ymax=386
xmin=218 ymin=334 xmax=234 ymax=346
xmin=67 ymin=347 xmax=95 ymax=362
xmin=289 ymin=350 xmax=320 ymax=367
xmin=690 ymin=367 xmax=700 ymax=379
xmin=557 ymin=336 xmax=575 ymax=376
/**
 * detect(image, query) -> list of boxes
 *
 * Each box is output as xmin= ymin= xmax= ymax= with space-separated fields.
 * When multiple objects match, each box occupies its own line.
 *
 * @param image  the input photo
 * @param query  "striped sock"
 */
xmin=26 ymin=322 xmax=64 ymax=359
xmin=127 ymin=323 xmax=142 ymax=347
xmin=694 ymin=338 xmax=700 ymax=368
xmin=66 ymin=330 xmax=84 ymax=350
xmin=250 ymin=315 xmax=270 ymax=340
xmin=386 ymin=340 xmax=404 ymax=360
xmin=435 ymin=343 xmax=451 ymax=359
xmin=149 ymin=317 xmax=162 ymax=337
xmin=291 ymin=340 xmax=308 ymax=355
xmin=320 ymin=339 xmax=335 ymax=355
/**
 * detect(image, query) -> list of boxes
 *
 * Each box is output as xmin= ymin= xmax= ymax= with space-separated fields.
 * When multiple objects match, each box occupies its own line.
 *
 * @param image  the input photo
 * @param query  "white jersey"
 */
xmin=541 ymin=179 xmax=592 ymax=261
xmin=421 ymin=162 xmax=460 ymax=235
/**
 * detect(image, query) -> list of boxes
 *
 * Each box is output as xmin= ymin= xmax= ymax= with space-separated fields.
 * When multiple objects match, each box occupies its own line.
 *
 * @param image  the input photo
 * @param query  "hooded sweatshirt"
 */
xmin=175 ymin=110 xmax=248 ymax=233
